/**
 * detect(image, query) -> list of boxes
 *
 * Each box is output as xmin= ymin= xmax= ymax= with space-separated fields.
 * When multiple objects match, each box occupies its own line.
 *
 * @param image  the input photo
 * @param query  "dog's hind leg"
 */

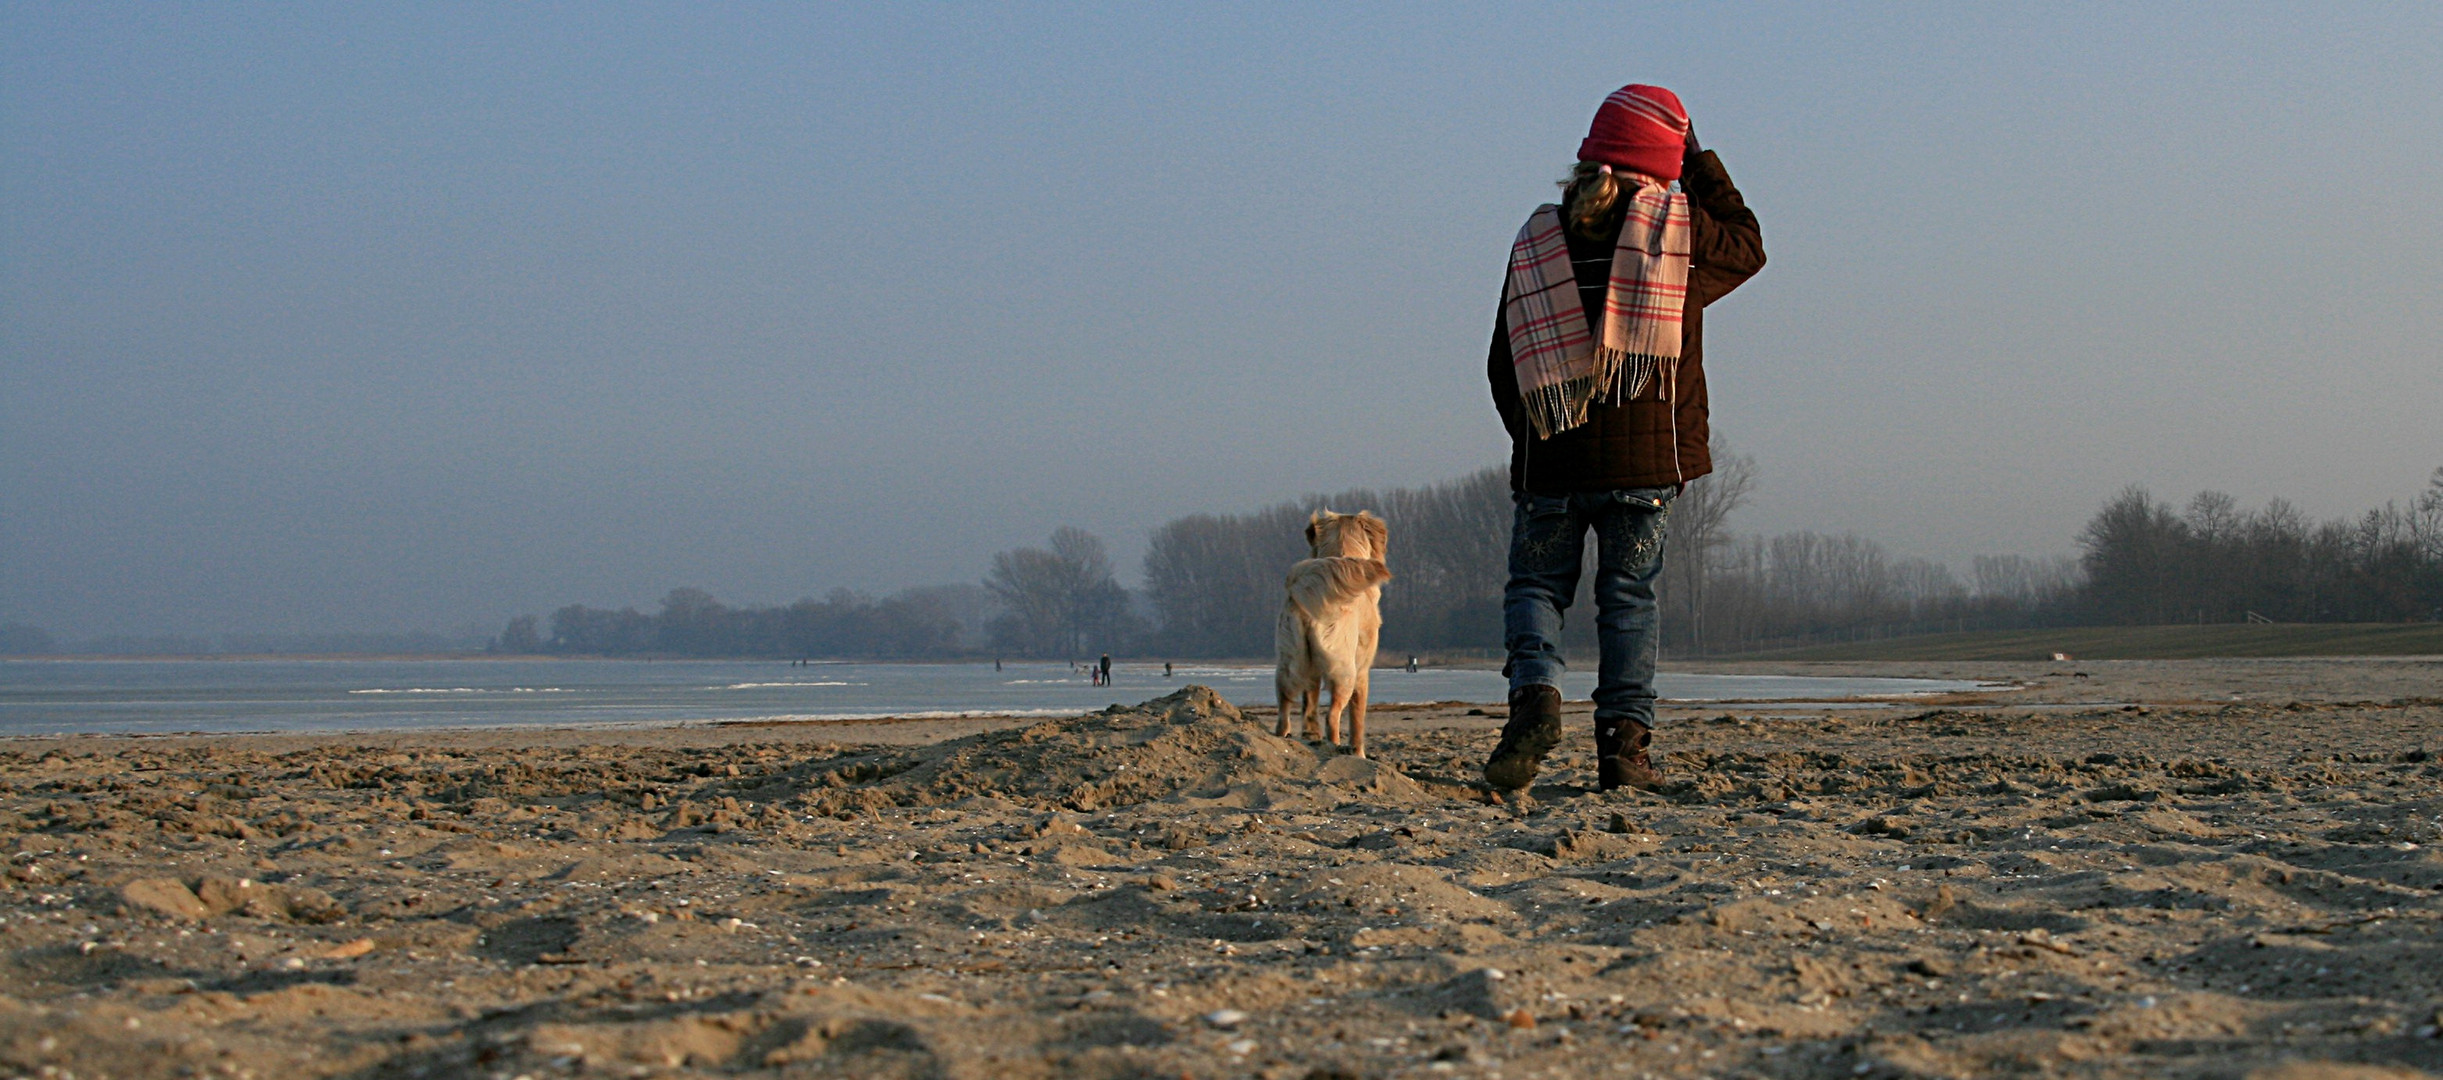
xmin=1274 ymin=690 xmax=1295 ymax=738
xmin=1348 ymin=672 xmax=1370 ymax=759
xmin=1300 ymin=690 xmax=1322 ymax=740
xmin=1322 ymin=686 xmax=1348 ymax=750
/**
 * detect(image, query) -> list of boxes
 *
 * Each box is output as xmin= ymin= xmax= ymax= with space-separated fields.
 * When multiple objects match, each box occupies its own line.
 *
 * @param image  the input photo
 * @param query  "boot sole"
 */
xmin=1484 ymin=721 xmax=1563 ymax=791
xmin=1598 ymin=758 xmax=1664 ymax=793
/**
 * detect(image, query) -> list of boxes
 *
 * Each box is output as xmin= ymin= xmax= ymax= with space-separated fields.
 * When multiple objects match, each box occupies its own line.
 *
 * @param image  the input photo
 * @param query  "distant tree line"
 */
xmin=1670 ymin=530 xmax=2082 ymax=654
xmin=508 ymin=584 xmax=995 ymax=659
xmin=1141 ymin=468 xmax=1511 ymax=657
xmin=1125 ymin=450 xmax=2443 ymax=657
xmin=1654 ymin=466 xmax=2442 ymax=652
xmin=983 ymin=527 xmax=1142 ymax=657
xmin=17 ymin=461 xmax=2434 ymax=661
xmin=2067 ymin=473 xmax=2443 ymax=626
xmin=44 ymin=454 xmax=2407 ymax=662
xmin=1128 ymin=442 xmax=2076 ymax=658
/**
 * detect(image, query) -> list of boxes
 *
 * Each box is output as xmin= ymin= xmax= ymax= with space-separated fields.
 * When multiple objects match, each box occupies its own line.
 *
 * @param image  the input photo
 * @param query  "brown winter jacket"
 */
xmin=1488 ymin=147 xmax=1765 ymax=492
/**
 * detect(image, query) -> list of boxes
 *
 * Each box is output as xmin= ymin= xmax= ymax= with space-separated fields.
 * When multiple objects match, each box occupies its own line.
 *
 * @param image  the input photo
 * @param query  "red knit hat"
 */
xmin=1576 ymin=84 xmax=1688 ymax=181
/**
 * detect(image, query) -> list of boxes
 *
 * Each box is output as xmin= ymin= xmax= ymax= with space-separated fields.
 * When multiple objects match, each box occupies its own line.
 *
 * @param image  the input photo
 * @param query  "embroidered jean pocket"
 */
xmin=1604 ymin=489 xmax=1674 ymax=570
xmin=1510 ymin=494 xmax=1579 ymax=574
xmin=1612 ymin=488 xmax=1674 ymax=513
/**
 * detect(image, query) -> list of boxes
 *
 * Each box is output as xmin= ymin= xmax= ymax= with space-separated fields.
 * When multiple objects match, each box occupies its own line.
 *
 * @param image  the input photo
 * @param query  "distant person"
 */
xmin=1482 ymin=84 xmax=1765 ymax=795
xmin=995 ymin=658 xmax=1002 ymax=672
xmin=1164 ymin=661 xmax=1173 ymax=678
xmin=1406 ymin=655 xmax=1419 ymax=673
xmin=1098 ymin=653 xmax=1112 ymax=687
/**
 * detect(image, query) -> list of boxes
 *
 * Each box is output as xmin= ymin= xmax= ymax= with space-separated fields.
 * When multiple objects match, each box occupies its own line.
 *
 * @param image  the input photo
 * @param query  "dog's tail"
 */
xmin=1284 ymin=557 xmax=1391 ymax=620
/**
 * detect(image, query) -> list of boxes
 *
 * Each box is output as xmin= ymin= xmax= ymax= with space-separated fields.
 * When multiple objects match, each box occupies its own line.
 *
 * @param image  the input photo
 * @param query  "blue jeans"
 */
xmin=1502 ymin=487 xmax=1676 ymax=729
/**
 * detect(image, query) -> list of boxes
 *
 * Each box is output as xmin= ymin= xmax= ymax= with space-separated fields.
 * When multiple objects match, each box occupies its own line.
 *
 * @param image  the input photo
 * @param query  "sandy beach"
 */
xmin=5 ymin=658 xmax=2442 ymax=1079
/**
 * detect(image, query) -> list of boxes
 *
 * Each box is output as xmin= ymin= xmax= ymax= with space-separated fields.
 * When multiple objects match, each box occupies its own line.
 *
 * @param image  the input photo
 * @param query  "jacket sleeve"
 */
xmin=1487 ymin=300 xmax=1525 ymax=440
xmin=1682 ymin=148 xmax=1765 ymax=308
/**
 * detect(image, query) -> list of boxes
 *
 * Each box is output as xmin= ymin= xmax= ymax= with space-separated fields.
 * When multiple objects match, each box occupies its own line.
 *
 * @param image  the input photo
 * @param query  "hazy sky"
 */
xmin=6 ymin=4 xmax=2440 ymax=639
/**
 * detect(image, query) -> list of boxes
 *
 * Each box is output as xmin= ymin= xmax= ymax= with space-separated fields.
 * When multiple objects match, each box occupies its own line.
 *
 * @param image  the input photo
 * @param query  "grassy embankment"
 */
xmin=1743 ymin=623 xmax=2443 ymax=661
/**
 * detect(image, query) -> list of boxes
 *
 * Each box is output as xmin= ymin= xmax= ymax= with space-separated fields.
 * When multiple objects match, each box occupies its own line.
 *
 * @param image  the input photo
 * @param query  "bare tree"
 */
xmin=894 ymin=583 xmax=998 ymax=651
xmin=1972 ymin=554 xmax=2080 ymax=607
xmin=2065 ymin=474 xmax=2443 ymax=625
xmin=1141 ymin=467 xmax=1510 ymax=656
xmin=488 ymin=615 xmax=543 ymax=654
xmin=1660 ymin=438 xmax=1755 ymax=654
xmin=984 ymin=527 xmax=1137 ymax=657
xmin=2415 ymin=467 xmax=2443 ymax=565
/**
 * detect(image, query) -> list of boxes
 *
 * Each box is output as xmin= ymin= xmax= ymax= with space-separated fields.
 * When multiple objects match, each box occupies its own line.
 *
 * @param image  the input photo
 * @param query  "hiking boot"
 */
xmin=1485 ymin=685 xmax=1565 ymax=791
xmin=1596 ymin=717 xmax=1663 ymax=792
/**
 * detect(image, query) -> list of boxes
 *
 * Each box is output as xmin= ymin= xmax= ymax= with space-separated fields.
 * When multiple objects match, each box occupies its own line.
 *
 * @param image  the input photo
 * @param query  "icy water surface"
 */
xmin=0 ymin=659 xmax=1984 ymax=735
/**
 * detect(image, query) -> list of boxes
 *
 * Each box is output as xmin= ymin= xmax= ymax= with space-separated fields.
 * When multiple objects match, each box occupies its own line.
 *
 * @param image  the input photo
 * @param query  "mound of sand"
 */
xmin=796 ymin=685 xmax=1424 ymax=815
xmin=14 ymin=661 xmax=2443 ymax=1079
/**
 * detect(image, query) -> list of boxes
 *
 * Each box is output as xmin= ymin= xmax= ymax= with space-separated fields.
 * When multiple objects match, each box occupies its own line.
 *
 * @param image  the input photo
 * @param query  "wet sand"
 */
xmin=4 ymin=658 xmax=2442 ymax=1079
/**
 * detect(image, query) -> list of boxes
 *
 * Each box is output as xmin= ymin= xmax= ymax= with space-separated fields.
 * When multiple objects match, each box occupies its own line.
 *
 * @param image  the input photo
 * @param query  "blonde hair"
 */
xmin=1559 ymin=161 xmax=1622 ymax=235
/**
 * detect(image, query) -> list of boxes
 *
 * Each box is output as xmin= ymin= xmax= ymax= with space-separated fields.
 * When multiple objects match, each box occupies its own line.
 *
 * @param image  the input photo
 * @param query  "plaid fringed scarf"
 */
xmin=1502 ymin=180 xmax=1692 ymax=439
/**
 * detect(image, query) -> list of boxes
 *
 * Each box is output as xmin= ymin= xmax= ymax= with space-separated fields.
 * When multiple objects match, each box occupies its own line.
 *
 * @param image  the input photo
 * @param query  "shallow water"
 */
xmin=0 ymin=658 xmax=1984 ymax=735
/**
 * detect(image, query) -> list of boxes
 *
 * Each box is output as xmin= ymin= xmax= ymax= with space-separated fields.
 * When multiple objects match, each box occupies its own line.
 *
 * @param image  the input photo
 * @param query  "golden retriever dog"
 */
xmin=1274 ymin=510 xmax=1391 ymax=757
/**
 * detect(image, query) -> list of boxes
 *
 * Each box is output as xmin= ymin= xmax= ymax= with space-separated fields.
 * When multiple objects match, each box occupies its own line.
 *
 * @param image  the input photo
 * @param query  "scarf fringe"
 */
xmin=1504 ymin=192 xmax=1690 ymax=441
xmin=1524 ymin=352 xmax=1681 ymax=438
xmin=1596 ymin=349 xmax=1681 ymax=405
xmin=1521 ymin=379 xmax=1591 ymax=441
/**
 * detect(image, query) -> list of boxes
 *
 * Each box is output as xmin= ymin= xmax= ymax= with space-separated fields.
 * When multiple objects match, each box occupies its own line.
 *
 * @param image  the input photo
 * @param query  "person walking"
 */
xmin=1098 ymin=653 xmax=1112 ymax=688
xmin=1482 ymin=84 xmax=1765 ymax=794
